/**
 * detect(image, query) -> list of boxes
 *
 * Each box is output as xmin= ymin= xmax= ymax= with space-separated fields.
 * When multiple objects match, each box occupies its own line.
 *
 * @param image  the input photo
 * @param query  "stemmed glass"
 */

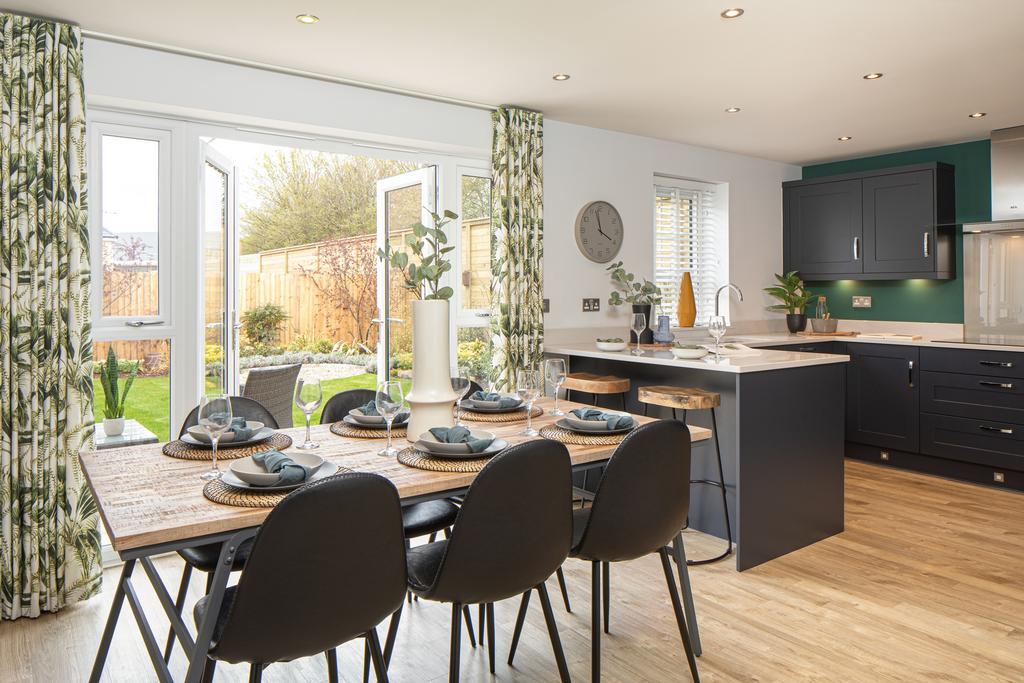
xmin=294 ymin=378 xmax=323 ymax=449
xmin=517 ymin=368 xmax=542 ymax=437
xmin=375 ymin=381 xmax=406 ymax=457
xmin=450 ymin=367 xmax=472 ymax=426
xmin=198 ymin=394 xmax=232 ymax=481
xmin=708 ymin=316 xmax=728 ymax=356
xmin=631 ymin=313 xmax=647 ymax=356
xmin=545 ymin=358 xmax=567 ymax=416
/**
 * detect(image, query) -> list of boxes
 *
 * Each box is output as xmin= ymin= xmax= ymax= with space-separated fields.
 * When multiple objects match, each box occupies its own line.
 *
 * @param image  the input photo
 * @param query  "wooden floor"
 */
xmin=1 ymin=460 xmax=1022 ymax=682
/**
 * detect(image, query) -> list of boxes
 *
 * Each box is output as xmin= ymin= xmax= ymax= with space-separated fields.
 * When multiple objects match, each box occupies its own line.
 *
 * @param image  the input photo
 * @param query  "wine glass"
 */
xmin=708 ymin=316 xmax=728 ymax=356
xmin=450 ymin=367 xmax=472 ymax=426
xmin=198 ymin=394 xmax=232 ymax=481
xmin=631 ymin=312 xmax=647 ymax=356
xmin=517 ymin=368 xmax=542 ymax=437
xmin=375 ymin=381 xmax=406 ymax=457
xmin=545 ymin=358 xmax=567 ymax=416
xmin=293 ymin=378 xmax=323 ymax=449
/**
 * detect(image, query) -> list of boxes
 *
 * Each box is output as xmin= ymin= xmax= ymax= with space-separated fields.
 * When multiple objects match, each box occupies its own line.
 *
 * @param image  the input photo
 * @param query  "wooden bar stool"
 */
xmin=562 ymin=372 xmax=630 ymax=411
xmin=638 ymin=385 xmax=733 ymax=565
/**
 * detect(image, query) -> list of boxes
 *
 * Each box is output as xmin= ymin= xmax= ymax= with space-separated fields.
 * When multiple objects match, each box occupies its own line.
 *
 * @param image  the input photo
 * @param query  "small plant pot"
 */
xmin=786 ymin=314 xmax=808 ymax=334
xmin=103 ymin=417 xmax=125 ymax=437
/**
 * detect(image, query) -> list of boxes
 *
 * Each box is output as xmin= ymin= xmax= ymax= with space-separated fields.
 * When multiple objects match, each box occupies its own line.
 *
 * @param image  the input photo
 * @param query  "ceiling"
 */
xmin=15 ymin=0 xmax=1024 ymax=164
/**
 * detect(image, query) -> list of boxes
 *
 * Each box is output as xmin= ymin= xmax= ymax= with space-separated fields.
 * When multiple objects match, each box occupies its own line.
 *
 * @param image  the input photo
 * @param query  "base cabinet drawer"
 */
xmin=920 ymin=370 xmax=1024 ymax=423
xmin=921 ymin=347 xmax=1024 ymax=379
xmin=920 ymin=412 xmax=1024 ymax=471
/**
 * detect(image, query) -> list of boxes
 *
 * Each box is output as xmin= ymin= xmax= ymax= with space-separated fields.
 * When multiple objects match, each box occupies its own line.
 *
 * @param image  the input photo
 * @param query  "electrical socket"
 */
xmin=852 ymin=295 xmax=872 ymax=309
xmin=582 ymin=298 xmax=600 ymax=312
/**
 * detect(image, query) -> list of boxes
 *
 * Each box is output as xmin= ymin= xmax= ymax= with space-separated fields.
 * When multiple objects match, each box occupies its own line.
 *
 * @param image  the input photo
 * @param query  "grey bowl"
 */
xmin=810 ymin=318 xmax=839 ymax=333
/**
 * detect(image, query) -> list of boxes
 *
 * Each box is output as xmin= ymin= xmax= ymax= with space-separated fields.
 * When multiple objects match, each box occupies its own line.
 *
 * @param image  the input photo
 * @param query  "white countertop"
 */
xmin=544 ymin=342 xmax=849 ymax=374
xmin=719 ymin=332 xmax=1024 ymax=353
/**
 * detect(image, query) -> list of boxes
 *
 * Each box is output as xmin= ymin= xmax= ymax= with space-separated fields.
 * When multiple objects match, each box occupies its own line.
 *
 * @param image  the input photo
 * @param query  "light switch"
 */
xmin=852 ymin=295 xmax=872 ymax=309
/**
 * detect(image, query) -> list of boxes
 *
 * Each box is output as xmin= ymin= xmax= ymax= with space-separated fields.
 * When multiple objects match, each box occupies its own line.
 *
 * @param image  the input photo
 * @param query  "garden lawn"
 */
xmin=94 ymin=371 xmax=411 ymax=441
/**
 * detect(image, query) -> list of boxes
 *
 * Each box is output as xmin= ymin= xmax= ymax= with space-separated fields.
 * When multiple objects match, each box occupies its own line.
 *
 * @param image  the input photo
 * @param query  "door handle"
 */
xmin=371 ymin=318 xmax=404 ymax=324
xmin=853 ymin=236 xmax=861 ymax=261
xmin=922 ymin=231 xmax=930 ymax=257
xmin=979 ymin=425 xmax=1014 ymax=435
xmin=979 ymin=381 xmax=1014 ymax=389
xmin=907 ymin=360 xmax=915 ymax=387
xmin=979 ymin=360 xmax=1014 ymax=368
xmin=124 ymin=320 xmax=164 ymax=327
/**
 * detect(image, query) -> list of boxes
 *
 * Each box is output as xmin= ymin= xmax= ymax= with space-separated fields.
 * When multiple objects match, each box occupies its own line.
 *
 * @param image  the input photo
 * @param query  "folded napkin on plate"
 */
xmin=226 ymin=416 xmax=253 ymax=441
xmin=357 ymin=401 xmax=408 ymax=421
xmin=427 ymin=426 xmax=494 ymax=453
xmin=569 ymin=408 xmax=635 ymax=431
xmin=251 ymin=450 xmax=310 ymax=486
xmin=468 ymin=391 xmax=520 ymax=409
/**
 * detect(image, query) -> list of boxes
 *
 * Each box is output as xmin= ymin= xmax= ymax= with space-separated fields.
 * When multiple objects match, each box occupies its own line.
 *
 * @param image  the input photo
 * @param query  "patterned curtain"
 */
xmin=489 ymin=107 xmax=544 ymax=391
xmin=0 ymin=14 xmax=100 ymax=620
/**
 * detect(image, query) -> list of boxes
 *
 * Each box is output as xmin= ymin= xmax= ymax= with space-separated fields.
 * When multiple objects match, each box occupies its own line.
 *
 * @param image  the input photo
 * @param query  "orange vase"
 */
xmin=676 ymin=272 xmax=697 ymax=327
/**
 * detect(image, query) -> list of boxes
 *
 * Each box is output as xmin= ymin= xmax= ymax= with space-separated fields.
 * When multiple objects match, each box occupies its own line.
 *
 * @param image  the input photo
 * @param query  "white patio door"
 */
xmin=200 ymin=144 xmax=239 ymax=395
xmin=374 ymin=167 xmax=437 ymax=383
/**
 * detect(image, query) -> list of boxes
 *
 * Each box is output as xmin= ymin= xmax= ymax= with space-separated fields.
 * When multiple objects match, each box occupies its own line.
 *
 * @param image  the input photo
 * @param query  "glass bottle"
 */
xmin=815 ymin=296 xmax=829 ymax=320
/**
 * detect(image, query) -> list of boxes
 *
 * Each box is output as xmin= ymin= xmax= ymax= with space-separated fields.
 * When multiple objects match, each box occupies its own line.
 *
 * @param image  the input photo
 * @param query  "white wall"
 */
xmin=543 ymin=120 xmax=800 ymax=330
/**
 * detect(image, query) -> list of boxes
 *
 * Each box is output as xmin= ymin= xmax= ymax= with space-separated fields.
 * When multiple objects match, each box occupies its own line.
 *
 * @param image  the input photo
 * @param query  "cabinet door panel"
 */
xmin=846 ymin=344 xmax=919 ymax=451
xmin=787 ymin=180 xmax=863 ymax=275
xmin=863 ymin=170 xmax=935 ymax=273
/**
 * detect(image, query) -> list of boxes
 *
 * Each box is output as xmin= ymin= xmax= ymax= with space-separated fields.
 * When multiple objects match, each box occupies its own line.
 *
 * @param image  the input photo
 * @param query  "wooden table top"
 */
xmin=80 ymin=398 xmax=711 ymax=554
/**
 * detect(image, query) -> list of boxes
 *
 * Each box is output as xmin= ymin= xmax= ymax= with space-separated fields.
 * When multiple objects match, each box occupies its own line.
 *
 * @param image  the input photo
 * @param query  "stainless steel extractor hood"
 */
xmin=963 ymin=125 xmax=1024 ymax=232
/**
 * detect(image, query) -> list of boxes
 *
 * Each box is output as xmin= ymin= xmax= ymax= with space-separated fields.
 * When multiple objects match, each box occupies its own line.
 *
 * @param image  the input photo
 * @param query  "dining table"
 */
xmin=81 ymin=397 xmax=711 ymax=683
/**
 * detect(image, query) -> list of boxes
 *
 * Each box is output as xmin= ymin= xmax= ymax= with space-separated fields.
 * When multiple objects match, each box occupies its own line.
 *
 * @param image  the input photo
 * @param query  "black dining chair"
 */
xmin=320 ymin=388 xmax=376 ymax=424
xmin=399 ymin=440 xmax=574 ymax=683
xmin=508 ymin=420 xmax=701 ymax=682
xmin=192 ymin=472 xmax=407 ymax=683
xmin=163 ymin=396 xmax=279 ymax=663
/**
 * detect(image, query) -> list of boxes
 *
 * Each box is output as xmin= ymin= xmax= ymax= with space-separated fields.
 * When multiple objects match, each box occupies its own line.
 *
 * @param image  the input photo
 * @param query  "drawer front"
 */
xmin=920 ymin=412 xmax=1024 ymax=471
xmin=920 ymin=347 xmax=1024 ymax=379
xmin=763 ymin=341 xmax=843 ymax=354
xmin=920 ymin=370 xmax=1024 ymax=423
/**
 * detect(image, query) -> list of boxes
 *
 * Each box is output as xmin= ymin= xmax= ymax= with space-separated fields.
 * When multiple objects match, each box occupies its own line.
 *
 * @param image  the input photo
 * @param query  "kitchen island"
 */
xmin=546 ymin=343 xmax=850 ymax=571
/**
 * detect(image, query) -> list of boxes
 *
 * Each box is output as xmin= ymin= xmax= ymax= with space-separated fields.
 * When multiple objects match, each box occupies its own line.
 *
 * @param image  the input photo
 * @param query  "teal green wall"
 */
xmin=801 ymin=139 xmax=991 ymax=323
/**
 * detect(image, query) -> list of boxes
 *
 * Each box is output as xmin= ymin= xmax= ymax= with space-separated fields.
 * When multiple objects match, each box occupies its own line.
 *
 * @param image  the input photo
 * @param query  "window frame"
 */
xmin=454 ymin=164 xmax=493 ymax=328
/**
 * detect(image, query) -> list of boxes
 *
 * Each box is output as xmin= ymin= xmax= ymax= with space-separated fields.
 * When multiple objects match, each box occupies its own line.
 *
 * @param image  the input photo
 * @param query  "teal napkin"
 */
xmin=570 ymin=408 xmax=635 ymax=431
xmin=227 ymin=416 xmax=253 ymax=441
xmin=251 ymin=450 xmax=310 ymax=486
xmin=358 ymin=401 xmax=408 ymax=422
xmin=428 ymin=426 xmax=494 ymax=453
xmin=469 ymin=391 xmax=520 ymax=409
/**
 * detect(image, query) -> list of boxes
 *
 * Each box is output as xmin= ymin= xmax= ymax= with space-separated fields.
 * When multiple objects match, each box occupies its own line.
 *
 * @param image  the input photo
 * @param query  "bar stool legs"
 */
xmin=686 ymin=407 xmax=733 ymax=565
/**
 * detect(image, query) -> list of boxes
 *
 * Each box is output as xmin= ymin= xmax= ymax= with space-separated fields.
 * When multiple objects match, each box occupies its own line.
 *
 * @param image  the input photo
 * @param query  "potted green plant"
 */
xmin=606 ymin=261 xmax=663 ymax=344
xmin=764 ymin=271 xmax=815 ymax=333
xmin=97 ymin=347 xmax=138 ymax=436
xmin=378 ymin=209 xmax=459 ymax=440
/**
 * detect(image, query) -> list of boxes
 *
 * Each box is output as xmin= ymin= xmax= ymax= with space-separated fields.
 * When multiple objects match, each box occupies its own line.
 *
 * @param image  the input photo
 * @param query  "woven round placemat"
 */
xmin=460 ymin=405 xmax=543 ymax=424
xmin=203 ymin=466 xmax=353 ymax=508
xmin=162 ymin=433 xmax=293 ymax=461
xmin=538 ymin=424 xmax=632 ymax=446
xmin=397 ymin=447 xmax=491 ymax=473
xmin=329 ymin=421 xmax=408 ymax=439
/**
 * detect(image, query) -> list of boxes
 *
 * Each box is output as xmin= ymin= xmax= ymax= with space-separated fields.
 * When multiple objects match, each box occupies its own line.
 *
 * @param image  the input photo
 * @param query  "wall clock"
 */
xmin=574 ymin=200 xmax=624 ymax=263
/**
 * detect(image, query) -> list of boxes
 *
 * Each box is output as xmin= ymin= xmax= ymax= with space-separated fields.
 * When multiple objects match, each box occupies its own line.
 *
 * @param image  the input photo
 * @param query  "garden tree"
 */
xmin=298 ymin=237 xmax=379 ymax=348
xmin=239 ymin=150 xmax=421 ymax=254
xmin=102 ymin=236 xmax=154 ymax=315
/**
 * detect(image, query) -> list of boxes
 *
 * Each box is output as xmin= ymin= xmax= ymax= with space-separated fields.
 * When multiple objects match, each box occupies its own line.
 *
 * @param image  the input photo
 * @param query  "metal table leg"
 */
xmin=89 ymin=559 xmax=136 ymax=683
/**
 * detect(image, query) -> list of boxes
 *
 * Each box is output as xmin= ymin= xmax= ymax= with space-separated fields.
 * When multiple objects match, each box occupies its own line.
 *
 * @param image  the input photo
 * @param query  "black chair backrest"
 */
xmin=576 ymin=420 xmax=692 ymax=562
xmin=211 ymin=473 xmax=407 ymax=664
xmin=426 ymin=440 xmax=572 ymax=605
xmin=178 ymin=396 xmax=278 ymax=438
xmin=320 ymin=388 xmax=377 ymax=425
xmin=468 ymin=380 xmax=485 ymax=396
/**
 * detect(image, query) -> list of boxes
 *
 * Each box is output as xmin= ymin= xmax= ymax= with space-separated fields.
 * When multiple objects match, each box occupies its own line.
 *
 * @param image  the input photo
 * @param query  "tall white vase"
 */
xmin=405 ymin=299 xmax=459 ymax=442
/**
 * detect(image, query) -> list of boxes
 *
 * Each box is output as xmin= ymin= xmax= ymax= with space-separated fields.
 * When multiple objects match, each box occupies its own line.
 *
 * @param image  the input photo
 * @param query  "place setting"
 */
xmin=539 ymin=406 xmax=637 ymax=446
xmin=458 ymin=375 xmax=543 ymax=424
xmin=330 ymin=394 xmax=411 ymax=440
xmin=162 ymin=394 xmax=293 ymax=463
xmin=397 ymin=424 xmax=509 ymax=473
xmin=204 ymin=449 xmax=344 ymax=508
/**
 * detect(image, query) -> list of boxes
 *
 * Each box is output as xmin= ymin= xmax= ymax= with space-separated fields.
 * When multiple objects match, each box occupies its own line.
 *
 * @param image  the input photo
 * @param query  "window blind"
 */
xmin=654 ymin=182 xmax=719 ymax=326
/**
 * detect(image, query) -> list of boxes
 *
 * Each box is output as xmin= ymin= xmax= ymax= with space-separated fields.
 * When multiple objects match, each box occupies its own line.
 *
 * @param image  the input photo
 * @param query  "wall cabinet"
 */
xmin=783 ymin=163 xmax=956 ymax=280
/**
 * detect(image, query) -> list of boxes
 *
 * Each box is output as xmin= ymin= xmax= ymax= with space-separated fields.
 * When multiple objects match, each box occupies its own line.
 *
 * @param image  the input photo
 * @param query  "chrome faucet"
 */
xmin=715 ymin=283 xmax=744 ymax=317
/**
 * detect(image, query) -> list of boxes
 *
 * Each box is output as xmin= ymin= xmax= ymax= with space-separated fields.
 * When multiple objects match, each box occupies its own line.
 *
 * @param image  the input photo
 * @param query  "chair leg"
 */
xmin=556 ymin=566 xmax=572 ymax=612
xmin=507 ymin=590 xmax=531 ymax=666
xmin=478 ymin=604 xmax=485 ymax=646
xmin=248 ymin=662 xmax=263 ymax=683
xmin=536 ymin=582 xmax=572 ymax=683
xmin=367 ymin=629 xmax=390 ymax=683
xmin=619 ymin=392 xmax=626 ymax=411
xmin=450 ymin=602 xmax=463 ymax=683
xmin=602 ymin=561 xmax=610 ymax=634
xmin=643 ymin=402 xmax=649 ymax=416
xmin=200 ymin=658 xmax=217 ymax=683
xmin=383 ymin=604 xmax=404 ymax=666
xmin=326 ymin=648 xmax=339 ymax=683
xmin=428 ymin=531 xmax=437 ymax=543
xmin=463 ymin=605 xmax=477 ymax=648
xmin=659 ymin=549 xmax=701 ymax=682
xmin=672 ymin=535 xmax=703 ymax=656
xmin=592 ymin=560 xmax=602 ymax=682
xmin=163 ymin=562 xmax=193 ymax=662
xmin=486 ymin=602 xmax=496 ymax=674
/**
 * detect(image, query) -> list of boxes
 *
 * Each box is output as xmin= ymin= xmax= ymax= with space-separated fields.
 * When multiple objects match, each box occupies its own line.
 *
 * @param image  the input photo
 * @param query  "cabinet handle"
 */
xmin=853 ymin=236 xmax=861 ymax=261
xmin=908 ymin=360 xmax=914 ymax=388
xmin=979 ymin=381 xmax=1015 ymax=389
xmin=979 ymin=360 xmax=1014 ymax=368
xmin=922 ymin=231 xmax=930 ymax=257
xmin=979 ymin=425 xmax=1014 ymax=435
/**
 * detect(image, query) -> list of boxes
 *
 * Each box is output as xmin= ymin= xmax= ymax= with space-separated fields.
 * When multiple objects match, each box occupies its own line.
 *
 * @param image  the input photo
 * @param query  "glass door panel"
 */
xmin=201 ymin=146 xmax=237 ymax=395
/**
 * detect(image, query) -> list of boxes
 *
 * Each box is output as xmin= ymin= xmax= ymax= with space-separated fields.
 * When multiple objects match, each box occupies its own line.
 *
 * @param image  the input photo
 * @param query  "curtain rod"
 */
xmin=80 ymin=29 xmax=499 ymax=113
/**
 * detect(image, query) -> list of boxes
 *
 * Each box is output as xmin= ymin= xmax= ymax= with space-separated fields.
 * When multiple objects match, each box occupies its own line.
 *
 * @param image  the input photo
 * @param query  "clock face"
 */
xmin=575 ymin=201 xmax=624 ymax=263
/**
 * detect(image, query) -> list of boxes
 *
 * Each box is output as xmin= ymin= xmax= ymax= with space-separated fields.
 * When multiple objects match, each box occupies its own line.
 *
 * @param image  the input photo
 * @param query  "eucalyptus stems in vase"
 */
xmin=606 ymin=260 xmax=663 ymax=344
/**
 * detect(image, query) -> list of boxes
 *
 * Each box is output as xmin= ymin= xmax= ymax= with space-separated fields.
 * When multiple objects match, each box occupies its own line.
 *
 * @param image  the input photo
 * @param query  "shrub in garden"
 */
xmin=241 ymin=304 xmax=288 ymax=346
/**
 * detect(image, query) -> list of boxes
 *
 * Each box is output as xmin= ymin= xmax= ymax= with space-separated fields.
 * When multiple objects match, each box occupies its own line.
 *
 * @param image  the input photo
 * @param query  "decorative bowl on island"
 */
xmin=670 ymin=344 xmax=710 ymax=360
xmin=596 ymin=338 xmax=628 ymax=352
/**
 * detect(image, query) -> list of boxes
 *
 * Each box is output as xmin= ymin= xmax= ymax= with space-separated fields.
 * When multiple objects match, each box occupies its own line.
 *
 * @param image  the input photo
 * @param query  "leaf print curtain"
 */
xmin=490 ymin=107 xmax=544 ymax=391
xmin=0 ymin=14 xmax=101 ymax=620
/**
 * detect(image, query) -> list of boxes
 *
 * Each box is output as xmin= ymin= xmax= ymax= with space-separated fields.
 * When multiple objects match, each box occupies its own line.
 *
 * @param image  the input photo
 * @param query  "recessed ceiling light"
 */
xmin=552 ymin=73 xmax=571 ymax=81
xmin=296 ymin=14 xmax=320 ymax=24
xmin=838 ymin=136 xmax=853 ymax=142
xmin=725 ymin=107 xmax=741 ymax=113
xmin=721 ymin=8 xmax=744 ymax=19
xmin=862 ymin=72 xmax=884 ymax=80
xmin=968 ymin=112 xmax=987 ymax=118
